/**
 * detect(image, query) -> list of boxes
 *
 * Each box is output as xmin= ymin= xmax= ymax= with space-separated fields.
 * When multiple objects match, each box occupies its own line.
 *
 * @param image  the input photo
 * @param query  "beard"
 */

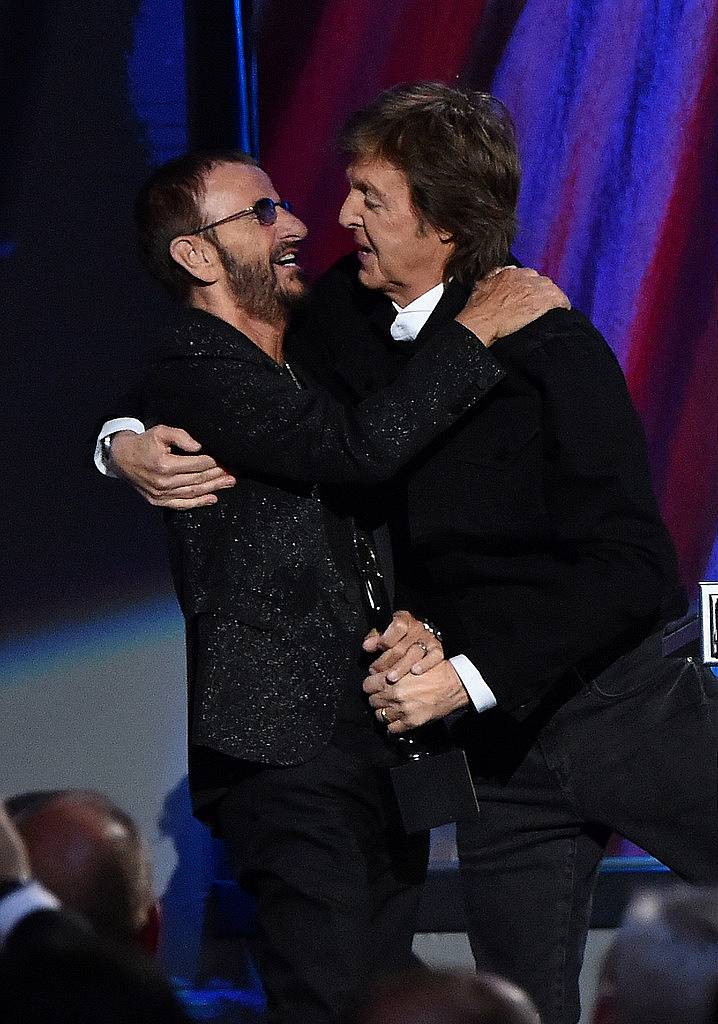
xmin=213 ymin=237 xmax=307 ymax=324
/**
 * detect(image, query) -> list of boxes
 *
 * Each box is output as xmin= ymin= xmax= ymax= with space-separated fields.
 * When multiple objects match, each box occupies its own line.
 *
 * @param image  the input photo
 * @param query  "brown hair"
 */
xmin=135 ymin=149 xmax=258 ymax=300
xmin=339 ymin=83 xmax=520 ymax=286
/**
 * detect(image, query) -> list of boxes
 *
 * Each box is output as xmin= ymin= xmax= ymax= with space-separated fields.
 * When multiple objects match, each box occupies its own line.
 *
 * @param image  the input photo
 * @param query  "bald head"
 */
xmin=594 ymin=887 xmax=718 ymax=1024
xmin=12 ymin=790 xmax=159 ymax=954
xmin=357 ymin=969 xmax=540 ymax=1024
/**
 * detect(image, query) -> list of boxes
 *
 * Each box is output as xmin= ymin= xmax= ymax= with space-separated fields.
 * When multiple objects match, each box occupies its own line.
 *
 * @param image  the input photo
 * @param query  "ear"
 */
xmin=169 ymin=235 xmax=219 ymax=285
xmin=138 ymin=901 xmax=162 ymax=957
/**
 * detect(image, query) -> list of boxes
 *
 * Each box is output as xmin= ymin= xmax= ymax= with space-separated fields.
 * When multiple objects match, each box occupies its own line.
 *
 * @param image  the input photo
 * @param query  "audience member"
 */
xmin=356 ymin=969 xmax=540 ymax=1024
xmin=9 ymin=789 xmax=161 ymax=954
xmin=593 ymin=886 xmax=718 ymax=1024
xmin=0 ymin=798 xmax=188 ymax=1023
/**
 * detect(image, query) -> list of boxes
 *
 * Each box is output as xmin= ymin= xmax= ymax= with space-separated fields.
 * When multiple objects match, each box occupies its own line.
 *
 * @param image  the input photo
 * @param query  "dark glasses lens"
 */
xmin=255 ymin=198 xmax=293 ymax=225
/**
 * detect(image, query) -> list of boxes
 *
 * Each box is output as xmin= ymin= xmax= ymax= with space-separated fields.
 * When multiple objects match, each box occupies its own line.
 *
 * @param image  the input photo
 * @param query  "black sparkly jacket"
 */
xmin=141 ymin=306 xmax=504 ymax=767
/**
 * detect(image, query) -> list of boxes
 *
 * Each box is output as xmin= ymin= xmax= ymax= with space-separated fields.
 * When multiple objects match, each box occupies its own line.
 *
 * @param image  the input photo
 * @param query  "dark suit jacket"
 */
xmin=288 ymin=254 xmax=686 ymax=717
xmin=140 ymin=306 xmax=504 ymax=772
xmin=1 ymin=908 xmax=189 ymax=1024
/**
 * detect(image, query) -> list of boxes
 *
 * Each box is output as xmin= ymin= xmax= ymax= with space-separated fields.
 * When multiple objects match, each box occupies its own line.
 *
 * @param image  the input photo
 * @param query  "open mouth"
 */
xmin=272 ymin=251 xmax=300 ymax=268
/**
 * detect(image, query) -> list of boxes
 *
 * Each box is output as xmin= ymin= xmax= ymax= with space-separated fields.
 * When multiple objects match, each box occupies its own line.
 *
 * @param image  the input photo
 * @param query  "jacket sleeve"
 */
xmin=93 ymin=385 xmax=146 ymax=438
xmin=143 ymin=321 xmax=505 ymax=485
xmin=459 ymin=313 xmax=684 ymax=709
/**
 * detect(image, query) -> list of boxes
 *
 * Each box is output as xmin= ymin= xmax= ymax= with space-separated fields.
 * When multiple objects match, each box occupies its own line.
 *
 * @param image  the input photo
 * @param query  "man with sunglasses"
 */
xmin=100 ymin=83 xmax=718 ymax=1024
xmin=98 ymin=149 xmax=565 ymax=1024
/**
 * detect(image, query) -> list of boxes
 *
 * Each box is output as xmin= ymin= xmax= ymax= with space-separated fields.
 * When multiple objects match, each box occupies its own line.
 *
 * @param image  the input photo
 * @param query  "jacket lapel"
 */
xmin=413 ymin=279 xmax=471 ymax=350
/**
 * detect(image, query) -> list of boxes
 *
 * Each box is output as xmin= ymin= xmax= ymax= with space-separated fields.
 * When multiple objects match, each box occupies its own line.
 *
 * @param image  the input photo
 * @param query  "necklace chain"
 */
xmin=284 ymin=361 xmax=303 ymax=389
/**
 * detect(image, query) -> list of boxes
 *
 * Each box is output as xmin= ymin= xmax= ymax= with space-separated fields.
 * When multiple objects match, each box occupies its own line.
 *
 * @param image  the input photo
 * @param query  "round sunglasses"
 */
xmin=190 ymin=197 xmax=294 ymax=234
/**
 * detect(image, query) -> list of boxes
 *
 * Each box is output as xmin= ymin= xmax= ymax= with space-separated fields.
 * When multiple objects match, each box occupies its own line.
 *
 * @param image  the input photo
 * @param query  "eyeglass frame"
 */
xmin=186 ymin=197 xmax=294 ymax=235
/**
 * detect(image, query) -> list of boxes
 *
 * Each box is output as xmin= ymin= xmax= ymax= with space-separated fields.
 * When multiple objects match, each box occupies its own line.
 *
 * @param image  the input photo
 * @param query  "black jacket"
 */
xmin=140 ymin=306 xmax=504 ymax=766
xmin=1 ymin=909 xmax=189 ymax=1024
xmin=288 ymin=255 xmax=686 ymax=716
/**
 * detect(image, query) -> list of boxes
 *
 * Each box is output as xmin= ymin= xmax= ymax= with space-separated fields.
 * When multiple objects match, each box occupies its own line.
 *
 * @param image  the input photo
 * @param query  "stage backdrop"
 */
xmin=2 ymin=0 xmax=716 ymax=974
xmin=257 ymin=0 xmax=718 ymax=594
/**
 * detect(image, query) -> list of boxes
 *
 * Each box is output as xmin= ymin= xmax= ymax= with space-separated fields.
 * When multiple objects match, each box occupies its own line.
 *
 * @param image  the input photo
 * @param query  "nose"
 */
xmin=338 ymin=190 xmax=360 ymax=230
xmin=278 ymin=205 xmax=308 ymax=240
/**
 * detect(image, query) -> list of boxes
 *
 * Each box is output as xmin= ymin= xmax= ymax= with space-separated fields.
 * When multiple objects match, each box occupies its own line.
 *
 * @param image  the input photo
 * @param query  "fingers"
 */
xmin=141 ymin=463 xmax=236 ymax=503
xmin=372 ymin=637 xmax=441 ymax=676
xmin=150 ymin=466 xmax=236 ymax=494
xmin=161 ymin=477 xmax=236 ymax=499
xmin=144 ymin=491 xmax=222 ymax=509
xmin=386 ymin=718 xmax=409 ymax=734
xmin=366 ymin=679 xmax=405 ymax=711
xmin=374 ymin=707 xmax=409 ymax=734
xmin=375 ymin=610 xmax=413 ymax=650
xmin=152 ymin=425 xmax=203 ymax=453
xmin=363 ymin=672 xmax=388 ymax=695
xmin=370 ymin=694 xmax=416 ymax=734
xmin=387 ymin=644 xmax=444 ymax=681
xmin=461 ymin=265 xmax=571 ymax=341
xmin=362 ymin=628 xmax=382 ymax=652
xmin=550 ymin=283 xmax=571 ymax=309
xmin=153 ymin=453 xmax=223 ymax=477
xmin=366 ymin=673 xmax=419 ymax=732
xmin=362 ymin=610 xmax=432 ymax=657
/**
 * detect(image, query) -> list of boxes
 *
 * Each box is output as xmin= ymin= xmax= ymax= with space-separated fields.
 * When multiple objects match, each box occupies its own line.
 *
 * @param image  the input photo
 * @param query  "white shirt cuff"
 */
xmin=94 ymin=418 xmax=146 ymax=477
xmin=0 ymin=881 xmax=60 ymax=946
xmin=450 ymin=654 xmax=497 ymax=714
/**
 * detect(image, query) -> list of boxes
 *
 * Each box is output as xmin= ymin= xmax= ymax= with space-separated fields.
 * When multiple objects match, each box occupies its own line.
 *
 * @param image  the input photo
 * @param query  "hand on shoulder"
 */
xmin=455 ymin=266 xmax=571 ymax=346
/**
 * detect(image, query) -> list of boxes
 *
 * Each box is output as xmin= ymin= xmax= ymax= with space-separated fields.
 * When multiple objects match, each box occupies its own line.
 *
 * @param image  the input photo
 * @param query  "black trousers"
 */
xmin=216 ymin=723 xmax=428 ymax=1024
xmin=454 ymin=634 xmax=718 ymax=1024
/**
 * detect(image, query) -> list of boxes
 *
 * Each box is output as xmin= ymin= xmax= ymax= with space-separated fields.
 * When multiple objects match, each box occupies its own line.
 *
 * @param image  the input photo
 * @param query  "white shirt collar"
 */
xmin=390 ymin=282 xmax=445 ymax=342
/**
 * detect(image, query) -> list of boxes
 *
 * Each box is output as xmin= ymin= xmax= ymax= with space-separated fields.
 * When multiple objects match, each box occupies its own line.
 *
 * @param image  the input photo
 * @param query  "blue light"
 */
xmin=1 ymin=595 xmax=183 ymax=685
xmin=127 ymin=0 xmax=188 ymax=166
xmin=232 ymin=0 xmax=260 ymax=157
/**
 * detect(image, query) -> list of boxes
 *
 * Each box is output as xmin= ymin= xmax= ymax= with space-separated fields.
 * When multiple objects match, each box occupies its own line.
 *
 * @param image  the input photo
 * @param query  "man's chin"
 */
xmin=356 ymin=263 xmax=384 ymax=292
xmin=278 ymin=278 xmax=308 ymax=315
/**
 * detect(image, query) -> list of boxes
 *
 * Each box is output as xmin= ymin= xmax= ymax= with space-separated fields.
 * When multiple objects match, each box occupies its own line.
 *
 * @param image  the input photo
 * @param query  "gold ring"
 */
xmin=380 ymin=707 xmax=390 ymax=724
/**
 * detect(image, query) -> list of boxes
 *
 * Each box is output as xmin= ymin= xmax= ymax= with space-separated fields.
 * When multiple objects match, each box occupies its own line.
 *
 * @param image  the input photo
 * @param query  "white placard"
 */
xmin=699 ymin=582 xmax=718 ymax=664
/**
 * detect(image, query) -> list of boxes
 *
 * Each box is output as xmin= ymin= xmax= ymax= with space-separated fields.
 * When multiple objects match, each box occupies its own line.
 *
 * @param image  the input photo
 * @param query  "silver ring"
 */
xmin=413 ymin=641 xmax=429 ymax=654
xmin=380 ymin=707 xmax=390 ymax=724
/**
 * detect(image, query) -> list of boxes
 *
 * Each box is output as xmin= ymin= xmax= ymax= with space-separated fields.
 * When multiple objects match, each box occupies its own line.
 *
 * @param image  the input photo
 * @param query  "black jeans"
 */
xmin=455 ymin=634 xmax=718 ymax=1024
xmin=216 ymin=727 xmax=428 ymax=1024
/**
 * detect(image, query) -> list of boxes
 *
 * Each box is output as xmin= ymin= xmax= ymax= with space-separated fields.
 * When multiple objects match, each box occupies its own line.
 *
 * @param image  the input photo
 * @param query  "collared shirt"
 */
xmin=0 ymin=881 xmax=60 ymax=947
xmin=390 ymin=282 xmax=446 ymax=341
xmin=388 ymin=282 xmax=497 ymax=714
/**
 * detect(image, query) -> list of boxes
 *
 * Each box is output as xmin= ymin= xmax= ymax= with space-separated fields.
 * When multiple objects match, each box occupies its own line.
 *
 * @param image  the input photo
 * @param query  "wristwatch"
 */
xmin=421 ymin=620 xmax=444 ymax=643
